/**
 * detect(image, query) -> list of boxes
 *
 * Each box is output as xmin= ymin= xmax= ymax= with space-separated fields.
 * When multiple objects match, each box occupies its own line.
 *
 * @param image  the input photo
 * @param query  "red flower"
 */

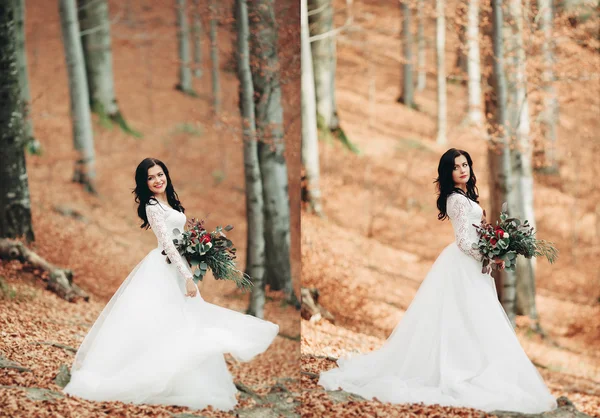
xmin=200 ymin=233 xmax=211 ymax=244
xmin=495 ymin=228 xmax=505 ymax=237
xmin=490 ymin=237 xmax=498 ymax=246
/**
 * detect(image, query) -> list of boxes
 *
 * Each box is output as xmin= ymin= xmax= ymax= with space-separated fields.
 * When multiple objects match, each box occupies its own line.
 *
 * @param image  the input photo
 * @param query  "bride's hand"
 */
xmin=185 ymin=278 xmax=198 ymax=297
xmin=493 ymin=257 xmax=505 ymax=270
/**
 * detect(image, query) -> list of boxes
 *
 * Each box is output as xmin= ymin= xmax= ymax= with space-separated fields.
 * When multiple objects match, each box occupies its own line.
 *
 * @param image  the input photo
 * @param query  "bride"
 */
xmin=63 ymin=158 xmax=279 ymax=411
xmin=318 ymin=148 xmax=557 ymax=414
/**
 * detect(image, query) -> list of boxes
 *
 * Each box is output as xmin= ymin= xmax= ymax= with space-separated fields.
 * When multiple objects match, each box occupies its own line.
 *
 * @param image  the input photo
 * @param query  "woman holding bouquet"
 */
xmin=318 ymin=148 xmax=557 ymax=413
xmin=63 ymin=158 xmax=279 ymax=411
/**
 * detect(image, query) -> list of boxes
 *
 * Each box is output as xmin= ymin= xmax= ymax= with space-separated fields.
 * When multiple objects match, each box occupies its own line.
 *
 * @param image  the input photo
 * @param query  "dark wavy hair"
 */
xmin=132 ymin=158 xmax=185 ymax=229
xmin=434 ymin=148 xmax=479 ymax=221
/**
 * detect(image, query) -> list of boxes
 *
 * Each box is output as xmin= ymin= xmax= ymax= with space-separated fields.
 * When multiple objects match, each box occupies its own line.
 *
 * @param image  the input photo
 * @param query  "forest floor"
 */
xmin=0 ymin=0 xmax=300 ymax=417
xmin=301 ymin=0 xmax=600 ymax=417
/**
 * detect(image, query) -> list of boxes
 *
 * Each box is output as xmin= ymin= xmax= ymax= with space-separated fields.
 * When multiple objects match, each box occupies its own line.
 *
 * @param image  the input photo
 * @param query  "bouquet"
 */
xmin=161 ymin=218 xmax=253 ymax=291
xmin=472 ymin=202 xmax=558 ymax=274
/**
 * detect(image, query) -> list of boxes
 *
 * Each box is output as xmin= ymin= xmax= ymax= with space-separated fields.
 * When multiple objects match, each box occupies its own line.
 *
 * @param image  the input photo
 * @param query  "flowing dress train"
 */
xmin=63 ymin=200 xmax=279 ymax=411
xmin=318 ymin=193 xmax=557 ymax=414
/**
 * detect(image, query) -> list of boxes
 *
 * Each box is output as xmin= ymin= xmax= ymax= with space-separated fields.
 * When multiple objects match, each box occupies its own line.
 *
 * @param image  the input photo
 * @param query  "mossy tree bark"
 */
xmin=0 ymin=0 xmax=35 ymax=243
xmin=60 ymin=0 xmax=97 ymax=193
xmin=248 ymin=0 xmax=299 ymax=308
xmin=78 ymin=0 xmax=138 ymax=135
xmin=235 ymin=0 xmax=266 ymax=318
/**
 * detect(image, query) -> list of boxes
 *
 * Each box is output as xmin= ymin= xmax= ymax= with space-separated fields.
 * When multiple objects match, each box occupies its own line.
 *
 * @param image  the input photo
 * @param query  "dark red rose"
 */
xmin=490 ymin=237 xmax=498 ymax=246
xmin=200 ymin=233 xmax=211 ymax=244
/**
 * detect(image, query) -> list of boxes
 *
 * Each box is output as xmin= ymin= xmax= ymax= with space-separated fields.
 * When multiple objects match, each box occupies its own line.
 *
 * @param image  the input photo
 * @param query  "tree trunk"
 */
xmin=398 ymin=1 xmax=414 ymax=107
xmin=78 ymin=0 xmax=116 ymax=115
xmin=14 ymin=0 xmax=37 ymax=152
xmin=467 ymin=0 xmax=483 ymax=125
xmin=486 ymin=0 xmax=516 ymax=326
xmin=455 ymin=0 xmax=468 ymax=75
xmin=236 ymin=0 xmax=266 ymax=319
xmin=505 ymin=0 xmax=540 ymax=329
xmin=301 ymin=0 xmax=323 ymax=216
xmin=78 ymin=0 xmax=136 ymax=135
xmin=248 ymin=0 xmax=299 ymax=308
xmin=416 ymin=0 xmax=426 ymax=91
xmin=125 ymin=0 xmax=134 ymax=26
xmin=308 ymin=0 xmax=339 ymax=130
xmin=59 ymin=0 xmax=97 ymax=194
xmin=435 ymin=0 xmax=447 ymax=144
xmin=0 ymin=1 xmax=35 ymax=243
xmin=538 ymin=0 xmax=558 ymax=172
xmin=192 ymin=0 xmax=202 ymax=78
xmin=175 ymin=0 xmax=193 ymax=94
xmin=210 ymin=0 xmax=221 ymax=119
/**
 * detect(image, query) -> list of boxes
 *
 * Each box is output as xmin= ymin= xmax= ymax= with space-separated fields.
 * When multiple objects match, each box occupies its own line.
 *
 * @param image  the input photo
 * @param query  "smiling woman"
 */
xmin=147 ymin=166 xmax=167 ymax=195
xmin=61 ymin=157 xmax=280 ymax=410
xmin=0 ymin=0 xmax=302 ymax=416
xmin=317 ymin=149 xmax=555 ymax=413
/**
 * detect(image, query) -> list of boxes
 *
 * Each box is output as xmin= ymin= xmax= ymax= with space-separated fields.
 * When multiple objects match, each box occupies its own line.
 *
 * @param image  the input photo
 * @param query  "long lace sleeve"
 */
xmin=146 ymin=203 xmax=192 ymax=281
xmin=447 ymin=194 xmax=483 ymax=262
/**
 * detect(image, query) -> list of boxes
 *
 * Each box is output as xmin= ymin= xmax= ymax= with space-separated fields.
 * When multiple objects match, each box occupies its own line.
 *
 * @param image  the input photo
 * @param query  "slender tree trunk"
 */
xmin=308 ymin=0 xmax=339 ymax=130
xmin=416 ymin=0 xmax=426 ymax=91
xmin=505 ymin=0 xmax=540 ymax=329
xmin=60 ymin=0 xmax=97 ymax=194
xmin=538 ymin=0 xmax=558 ymax=171
xmin=78 ymin=0 xmax=136 ymax=134
xmin=125 ymin=0 xmax=134 ymax=26
xmin=398 ymin=1 xmax=414 ymax=107
xmin=467 ymin=0 xmax=483 ymax=125
xmin=486 ymin=0 xmax=516 ymax=326
xmin=455 ymin=0 xmax=468 ymax=75
xmin=14 ymin=0 xmax=36 ymax=151
xmin=175 ymin=0 xmax=193 ymax=94
xmin=78 ymin=0 xmax=116 ymax=115
xmin=0 ymin=0 xmax=35 ymax=242
xmin=248 ymin=0 xmax=299 ymax=308
xmin=236 ymin=0 xmax=266 ymax=319
xmin=302 ymin=0 xmax=323 ymax=215
xmin=210 ymin=0 xmax=221 ymax=119
xmin=192 ymin=0 xmax=202 ymax=78
xmin=436 ymin=0 xmax=447 ymax=144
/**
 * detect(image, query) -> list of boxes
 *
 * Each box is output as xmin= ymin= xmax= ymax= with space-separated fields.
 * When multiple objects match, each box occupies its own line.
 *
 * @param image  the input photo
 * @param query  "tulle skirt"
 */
xmin=63 ymin=248 xmax=279 ymax=411
xmin=318 ymin=243 xmax=557 ymax=414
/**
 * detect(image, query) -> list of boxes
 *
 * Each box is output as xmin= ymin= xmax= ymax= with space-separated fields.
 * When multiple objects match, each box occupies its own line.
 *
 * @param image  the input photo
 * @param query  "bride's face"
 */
xmin=147 ymin=165 xmax=168 ymax=195
xmin=452 ymin=155 xmax=470 ymax=186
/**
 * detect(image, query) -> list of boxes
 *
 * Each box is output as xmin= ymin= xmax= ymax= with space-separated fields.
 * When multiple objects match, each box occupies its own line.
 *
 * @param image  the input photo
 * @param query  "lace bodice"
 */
xmin=146 ymin=200 xmax=192 ymax=280
xmin=447 ymin=193 xmax=483 ymax=262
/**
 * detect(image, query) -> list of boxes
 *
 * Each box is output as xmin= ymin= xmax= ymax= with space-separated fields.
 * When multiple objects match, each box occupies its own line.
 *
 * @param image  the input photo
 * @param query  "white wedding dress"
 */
xmin=63 ymin=200 xmax=279 ymax=411
xmin=318 ymin=193 xmax=557 ymax=414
